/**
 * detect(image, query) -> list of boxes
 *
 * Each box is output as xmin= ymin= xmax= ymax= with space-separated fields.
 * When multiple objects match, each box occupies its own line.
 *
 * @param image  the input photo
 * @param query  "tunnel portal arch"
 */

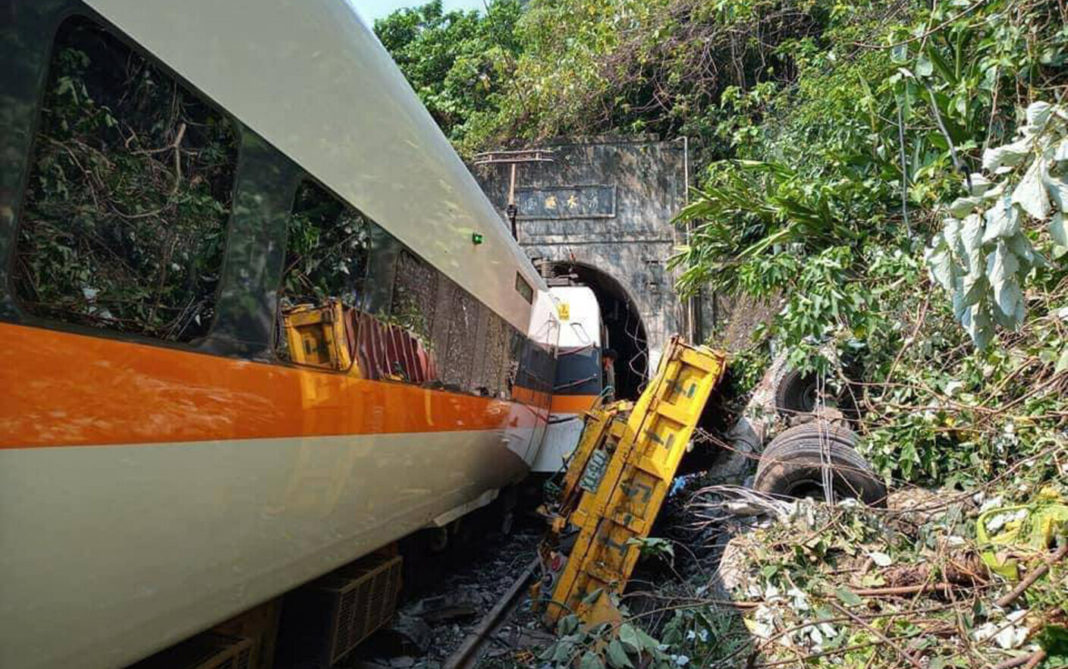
xmin=546 ymin=261 xmax=648 ymax=400
xmin=472 ymin=137 xmax=710 ymax=388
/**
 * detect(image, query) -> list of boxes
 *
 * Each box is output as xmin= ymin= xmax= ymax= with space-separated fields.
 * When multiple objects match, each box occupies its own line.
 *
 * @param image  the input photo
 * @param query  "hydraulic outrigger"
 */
xmin=534 ymin=336 xmax=727 ymax=627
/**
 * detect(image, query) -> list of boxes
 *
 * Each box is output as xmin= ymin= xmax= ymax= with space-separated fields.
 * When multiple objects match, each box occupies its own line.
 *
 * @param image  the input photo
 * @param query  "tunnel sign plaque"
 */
xmin=516 ymin=184 xmax=615 ymax=220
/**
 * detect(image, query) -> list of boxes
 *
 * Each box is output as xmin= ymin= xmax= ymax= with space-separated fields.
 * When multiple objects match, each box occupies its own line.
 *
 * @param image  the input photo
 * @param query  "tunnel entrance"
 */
xmin=546 ymin=262 xmax=649 ymax=400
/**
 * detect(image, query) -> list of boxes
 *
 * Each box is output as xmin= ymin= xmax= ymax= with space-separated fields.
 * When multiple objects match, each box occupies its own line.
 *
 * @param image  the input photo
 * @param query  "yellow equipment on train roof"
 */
xmin=535 ymin=336 xmax=727 ymax=627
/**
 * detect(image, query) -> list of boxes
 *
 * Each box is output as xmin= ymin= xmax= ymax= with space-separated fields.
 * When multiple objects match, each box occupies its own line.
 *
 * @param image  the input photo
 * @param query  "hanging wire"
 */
xmin=817 ymin=374 xmax=835 ymax=505
xmin=623 ymin=306 xmax=650 ymax=395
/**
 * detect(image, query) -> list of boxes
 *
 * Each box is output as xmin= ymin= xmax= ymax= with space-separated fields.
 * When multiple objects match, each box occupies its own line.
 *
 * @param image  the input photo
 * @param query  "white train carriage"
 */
xmin=0 ymin=1 xmax=562 ymax=666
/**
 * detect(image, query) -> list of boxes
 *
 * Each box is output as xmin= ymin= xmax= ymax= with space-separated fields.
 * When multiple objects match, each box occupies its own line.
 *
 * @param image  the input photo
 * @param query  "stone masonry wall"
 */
xmin=471 ymin=137 xmax=703 ymax=371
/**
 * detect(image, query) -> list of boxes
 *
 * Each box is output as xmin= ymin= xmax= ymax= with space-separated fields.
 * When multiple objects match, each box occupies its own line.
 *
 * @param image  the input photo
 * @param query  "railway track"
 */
xmin=443 ymin=557 xmax=540 ymax=669
xmin=336 ymin=517 xmax=545 ymax=669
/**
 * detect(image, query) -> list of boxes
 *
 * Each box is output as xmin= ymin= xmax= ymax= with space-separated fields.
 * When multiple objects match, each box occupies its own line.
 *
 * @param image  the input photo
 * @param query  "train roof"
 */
xmin=83 ymin=0 xmax=546 ymax=332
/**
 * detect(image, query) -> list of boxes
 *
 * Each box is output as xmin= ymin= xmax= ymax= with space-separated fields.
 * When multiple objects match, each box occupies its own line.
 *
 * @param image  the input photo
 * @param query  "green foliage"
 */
xmin=479 ymin=0 xmax=829 ymax=156
xmin=721 ymin=343 xmax=772 ymax=409
xmin=625 ymin=536 xmax=675 ymax=565
xmin=669 ymin=0 xmax=1068 ymax=484
xmin=674 ymin=160 xmax=867 ymax=297
xmin=1039 ymin=624 xmax=1068 ymax=664
xmin=376 ymin=0 xmax=835 ymax=155
xmin=279 ymin=181 xmax=371 ymax=307
xmin=373 ymin=0 xmax=522 ymax=151
xmin=676 ymin=0 xmax=1067 ymax=349
xmin=15 ymin=20 xmax=237 ymax=341
xmin=926 ymin=102 xmax=1067 ymax=348
xmin=657 ymin=602 xmax=751 ymax=666
xmin=540 ymin=617 xmax=675 ymax=669
xmin=698 ymin=487 xmax=1068 ymax=667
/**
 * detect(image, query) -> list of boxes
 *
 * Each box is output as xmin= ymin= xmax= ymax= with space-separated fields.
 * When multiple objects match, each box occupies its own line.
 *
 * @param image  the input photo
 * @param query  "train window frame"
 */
xmin=270 ymin=175 xmax=539 ymax=404
xmin=276 ymin=179 xmax=373 ymax=310
xmin=7 ymin=8 xmax=244 ymax=349
xmin=515 ymin=272 xmax=534 ymax=304
xmin=198 ymin=133 xmax=303 ymax=360
xmin=273 ymin=176 xmax=380 ymax=369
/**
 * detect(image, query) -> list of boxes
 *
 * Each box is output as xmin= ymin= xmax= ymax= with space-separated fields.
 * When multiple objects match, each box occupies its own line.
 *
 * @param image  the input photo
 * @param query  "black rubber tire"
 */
xmin=754 ymin=422 xmax=887 ymax=506
xmin=774 ymin=367 xmax=821 ymax=416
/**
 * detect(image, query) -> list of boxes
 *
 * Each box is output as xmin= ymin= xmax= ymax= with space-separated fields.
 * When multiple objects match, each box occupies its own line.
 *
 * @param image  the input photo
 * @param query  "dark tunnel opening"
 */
xmin=546 ymin=262 xmax=648 ymax=400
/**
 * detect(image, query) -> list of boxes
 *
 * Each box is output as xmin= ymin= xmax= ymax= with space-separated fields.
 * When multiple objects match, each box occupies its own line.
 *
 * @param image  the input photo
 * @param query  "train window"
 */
xmin=275 ymin=180 xmax=372 ymax=364
xmin=515 ymin=273 xmax=533 ymax=304
xmin=12 ymin=16 xmax=238 ymax=342
xmin=269 ymin=183 xmax=541 ymax=400
xmin=278 ymin=180 xmax=371 ymax=309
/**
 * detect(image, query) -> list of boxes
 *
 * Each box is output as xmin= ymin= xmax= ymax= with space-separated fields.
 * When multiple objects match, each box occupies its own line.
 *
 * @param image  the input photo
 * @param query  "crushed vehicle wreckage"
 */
xmin=511 ymin=343 xmax=1067 ymax=669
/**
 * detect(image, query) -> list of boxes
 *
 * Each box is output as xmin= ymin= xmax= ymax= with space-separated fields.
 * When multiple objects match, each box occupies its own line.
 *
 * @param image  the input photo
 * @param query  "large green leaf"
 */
xmin=961 ymin=304 xmax=994 ymax=350
xmin=926 ymin=238 xmax=954 ymax=291
xmin=1051 ymin=211 xmax=1068 ymax=246
xmin=960 ymin=213 xmax=984 ymax=272
xmin=580 ymin=651 xmax=605 ymax=669
xmin=981 ymin=196 xmax=1019 ymax=243
xmin=1046 ymin=176 xmax=1068 ymax=212
xmin=1012 ymin=159 xmax=1051 ymax=220
xmin=985 ymin=241 xmax=1022 ymax=320
xmin=1025 ymin=101 xmax=1054 ymax=132
xmin=606 ymin=640 xmax=635 ymax=669
xmin=982 ymin=137 xmax=1031 ymax=173
xmin=618 ymin=623 xmax=642 ymax=653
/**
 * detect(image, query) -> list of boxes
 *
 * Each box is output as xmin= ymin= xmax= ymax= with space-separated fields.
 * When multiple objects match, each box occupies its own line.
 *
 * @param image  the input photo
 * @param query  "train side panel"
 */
xmin=0 ymin=1 xmax=561 ymax=667
xmin=0 ymin=321 xmax=541 ymax=668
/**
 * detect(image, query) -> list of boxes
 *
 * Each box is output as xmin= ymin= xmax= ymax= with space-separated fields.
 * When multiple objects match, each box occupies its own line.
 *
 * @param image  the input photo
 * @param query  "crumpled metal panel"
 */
xmin=536 ymin=337 xmax=727 ymax=626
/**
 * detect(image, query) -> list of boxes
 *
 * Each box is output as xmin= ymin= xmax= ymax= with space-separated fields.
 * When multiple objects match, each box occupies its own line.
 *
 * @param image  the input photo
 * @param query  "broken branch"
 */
xmin=995 ymin=541 xmax=1068 ymax=609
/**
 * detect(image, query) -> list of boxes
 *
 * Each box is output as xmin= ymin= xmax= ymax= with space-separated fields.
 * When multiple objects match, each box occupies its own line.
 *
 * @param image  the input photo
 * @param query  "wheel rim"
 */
xmin=797 ymin=379 xmax=818 ymax=412
xmin=783 ymin=479 xmax=826 ymax=500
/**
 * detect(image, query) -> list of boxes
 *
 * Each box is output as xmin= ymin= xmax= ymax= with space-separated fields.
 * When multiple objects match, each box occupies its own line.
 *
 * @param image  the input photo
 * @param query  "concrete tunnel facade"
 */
xmin=471 ymin=136 xmax=714 ymax=395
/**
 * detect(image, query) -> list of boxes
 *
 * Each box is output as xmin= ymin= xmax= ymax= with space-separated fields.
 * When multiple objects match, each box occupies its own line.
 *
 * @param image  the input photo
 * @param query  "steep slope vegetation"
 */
xmin=376 ymin=3 xmax=1068 ymax=665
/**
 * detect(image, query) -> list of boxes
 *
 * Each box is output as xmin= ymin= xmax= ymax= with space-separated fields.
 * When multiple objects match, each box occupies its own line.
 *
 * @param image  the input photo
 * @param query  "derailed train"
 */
xmin=0 ymin=1 xmax=603 ymax=666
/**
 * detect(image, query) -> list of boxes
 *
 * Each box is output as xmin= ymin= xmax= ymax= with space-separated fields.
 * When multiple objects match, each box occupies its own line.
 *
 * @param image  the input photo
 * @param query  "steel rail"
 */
xmin=442 ymin=557 xmax=540 ymax=669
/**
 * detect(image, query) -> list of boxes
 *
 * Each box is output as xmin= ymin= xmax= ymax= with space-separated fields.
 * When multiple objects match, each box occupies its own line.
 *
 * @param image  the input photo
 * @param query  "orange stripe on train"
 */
xmin=0 ymin=322 xmax=543 ymax=449
xmin=549 ymin=394 xmax=599 ymax=414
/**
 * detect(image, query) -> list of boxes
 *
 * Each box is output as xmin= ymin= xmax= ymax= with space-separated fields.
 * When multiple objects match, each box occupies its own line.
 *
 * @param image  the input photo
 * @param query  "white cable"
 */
xmin=817 ymin=374 xmax=834 ymax=505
